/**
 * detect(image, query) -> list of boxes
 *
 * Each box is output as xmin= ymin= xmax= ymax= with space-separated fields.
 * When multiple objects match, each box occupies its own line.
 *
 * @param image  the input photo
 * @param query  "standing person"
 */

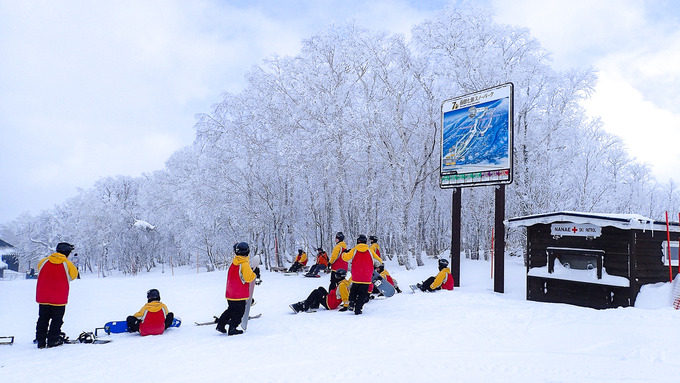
xmin=288 ymin=249 xmax=308 ymax=272
xmin=304 ymin=248 xmax=329 ymax=277
xmin=126 ymin=289 xmax=175 ymax=336
xmin=328 ymin=232 xmax=348 ymax=290
xmin=290 ymin=269 xmax=350 ymax=313
xmin=416 ymin=259 xmax=454 ymax=292
xmin=369 ymin=235 xmax=383 ymax=263
xmin=216 ymin=242 xmax=260 ymax=336
xmin=342 ymin=234 xmax=380 ymax=315
xmin=35 ymin=242 xmax=79 ymax=348
xmin=71 ymin=253 xmax=81 ymax=279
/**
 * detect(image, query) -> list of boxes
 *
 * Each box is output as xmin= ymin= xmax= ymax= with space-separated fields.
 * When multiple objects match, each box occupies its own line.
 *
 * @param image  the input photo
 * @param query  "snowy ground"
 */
xmin=1 ymin=255 xmax=679 ymax=382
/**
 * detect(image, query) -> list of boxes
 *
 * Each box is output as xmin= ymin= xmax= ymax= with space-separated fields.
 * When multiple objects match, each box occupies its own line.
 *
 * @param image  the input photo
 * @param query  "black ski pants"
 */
xmin=305 ymin=287 xmax=329 ymax=310
xmin=217 ymin=300 xmax=246 ymax=332
xmin=420 ymin=276 xmax=440 ymax=292
xmin=349 ymin=283 xmax=370 ymax=312
xmin=36 ymin=304 xmax=66 ymax=347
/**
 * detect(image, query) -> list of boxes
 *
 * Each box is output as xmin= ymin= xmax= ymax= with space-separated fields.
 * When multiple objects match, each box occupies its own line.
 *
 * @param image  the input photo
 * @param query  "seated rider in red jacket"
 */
xmin=288 ymin=249 xmax=308 ymax=272
xmin=127 ymin=289 xmax=174 ymax=336
xmin=289 ymin=269 xmax=350 ymax=313
xmin=416 ymin=259 xmax=454 ymax=292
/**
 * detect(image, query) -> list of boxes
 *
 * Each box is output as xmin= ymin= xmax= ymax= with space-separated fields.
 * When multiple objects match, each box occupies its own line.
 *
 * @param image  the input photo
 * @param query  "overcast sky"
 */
xmin=1 ymin=0 xmax=679 ymax=224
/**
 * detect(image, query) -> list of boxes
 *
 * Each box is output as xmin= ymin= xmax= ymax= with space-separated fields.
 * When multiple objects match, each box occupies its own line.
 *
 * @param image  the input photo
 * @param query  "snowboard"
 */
xmin=304 ymin=273 xmax=321 ymax=278
xmin=241 ymin=255 xmax=261 ymax=331
xmin=194 ymin=314 xmax=261 ymax=326
xmin=410 ymin=284 xmax=421 ymax=293
xmin=0 ymin=336 xmax=14 ymax=345
xmin=104 ymin=317 xmax=181 ymax=334
xmin=372 ymin=271 xmax=396 ymax=297
xmin=33 ymin=332 xmax=112 ymax=345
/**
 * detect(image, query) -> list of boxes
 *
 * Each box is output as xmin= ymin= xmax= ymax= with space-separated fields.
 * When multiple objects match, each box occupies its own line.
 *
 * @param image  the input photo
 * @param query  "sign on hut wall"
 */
xmin=550 ymin=223 xmax=602 ymax=238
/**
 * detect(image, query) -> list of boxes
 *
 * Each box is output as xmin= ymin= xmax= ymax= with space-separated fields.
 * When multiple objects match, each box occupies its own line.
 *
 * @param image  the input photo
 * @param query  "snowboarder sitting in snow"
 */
xmin=290 ymin=268 xmax=351 ymax=313
xmin=217 ymin=242 xmax=261 ymax=335
xmin=416 ymin=259 xmax=454 ymax=292
xmin=35 ymin=242 xmax=79 ymax=348
xmin=304 ymin=247 xmax=329 ymax=277
xmin=288 ymin=249 xmax=307 ymax=272
xmin=127 ymin=288 xmax=175 ymax=336
xmin=342 ymin=234 xmax=381 ymax=315
xmin=374 ymin=264 xmax=402 ymax=294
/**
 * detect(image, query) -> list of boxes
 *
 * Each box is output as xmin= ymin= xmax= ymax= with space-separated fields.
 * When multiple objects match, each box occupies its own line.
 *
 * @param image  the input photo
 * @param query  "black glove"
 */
xmin=254 ymin=267 xmax=261 ymax=279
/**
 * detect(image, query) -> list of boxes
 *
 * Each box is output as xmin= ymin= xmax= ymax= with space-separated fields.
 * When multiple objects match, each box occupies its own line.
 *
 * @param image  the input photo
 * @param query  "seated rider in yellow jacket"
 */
xmin=416 ymin=259 xmax=454 ymax=292
xmin=289 ymin=269 xmax=351 ymax=313
xmin=288 ymin=249 xmax=308 ymax=272
xmin=126 ymin=289 xmax=174 ymax=336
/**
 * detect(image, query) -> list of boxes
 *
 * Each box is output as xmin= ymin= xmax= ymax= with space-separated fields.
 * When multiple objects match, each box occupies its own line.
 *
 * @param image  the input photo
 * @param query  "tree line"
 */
xmin=3 ymin=5 xmax=679 ymax=275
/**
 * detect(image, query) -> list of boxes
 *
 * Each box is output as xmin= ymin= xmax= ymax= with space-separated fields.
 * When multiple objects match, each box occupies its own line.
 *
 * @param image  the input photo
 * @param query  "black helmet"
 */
xmin=438 ymin=258 xmax=449 ymax=270
xmin=298 ymin=249 xmax=303 ymax=254
xmin=335 ymin=232 xmax=345 ymax=241
xmin=56 ymin=242 xmax=75 ymax=256
xmin=357 ymin=234 xmax=367 ymax=244
xmin=147 ymin=288 xmax=161 ymax=302
xmin=317 ymin=247 xmax=324 ymax=253
xmin=369 ymin=235 xmax=377 ymax=243
xmin=376 ymin=264 xmax=385 ymax=273
xmin=234 ymin=242 xmax=250 ymax=256
xmin=335 ymin=268 xmax=347 ymax=280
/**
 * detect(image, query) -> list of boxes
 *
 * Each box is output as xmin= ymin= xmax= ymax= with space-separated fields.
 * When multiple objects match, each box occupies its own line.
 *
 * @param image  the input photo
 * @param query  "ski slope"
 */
xmin=1 ymin=255 xmax=678 ymax=382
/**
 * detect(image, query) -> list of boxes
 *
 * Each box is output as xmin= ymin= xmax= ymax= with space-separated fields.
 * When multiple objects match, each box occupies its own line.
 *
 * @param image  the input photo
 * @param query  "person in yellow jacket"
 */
xmin=369 ymin=235 xmax=382 ymax=263
xmin=288 ymin=249 xmax=308 ymax=272
xmin=289 ymin=269 xmax=351 ymax=313
xmin=328 ymin=232 xmax=348 ymax=290
xmin=126 ymin=289 xmax=175 ymax=336
xmin=216 ymin=242 xmax=261 ymax=335
xmin=35 ymin=242 xmax=79 ymax=348
xmin=342 ymin=234 xmax=381 ymax=315
xmin=416 ymin=259 xmax=454 ymax=292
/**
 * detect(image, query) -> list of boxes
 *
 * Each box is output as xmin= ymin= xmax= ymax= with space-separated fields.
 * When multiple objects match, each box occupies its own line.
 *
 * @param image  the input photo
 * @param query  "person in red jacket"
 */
xmin=342 ymin=234 xmax=381 ymax=315
xmin=288 ymin=249 xmax=308 ymax=272
xmin=416 ymin=258 xmax=454 ymax=292
xmin=304 ymin=247 xmax=329 ymax=277
xmin=328 ymin=232 xmax=348 ymax=290
xmin=216 ymin=242 xmax=260 ymax=335
xmin=35 ymin=242 xmax=79 ymax=348
xmin=289 ymin=269 xmax=350 ymax=313
xmin=126 ymin=289 xmax=175 ymax=336
xmin=369 ymin=235 xmax=382 ymax=263
xmin=374 ymin=264 xmax=402 ymax=294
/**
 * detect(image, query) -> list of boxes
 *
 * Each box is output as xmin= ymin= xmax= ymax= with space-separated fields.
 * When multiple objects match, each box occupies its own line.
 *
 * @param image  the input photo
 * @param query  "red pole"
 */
xmin=666 ymin=212 xmax=672 ymax=282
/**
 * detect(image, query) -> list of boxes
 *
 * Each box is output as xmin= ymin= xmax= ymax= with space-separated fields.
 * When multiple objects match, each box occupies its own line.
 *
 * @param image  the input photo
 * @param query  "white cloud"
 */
xmin=582 ymin=70 xmax=680 ymax=184
xmin=491 ymin=0 xmax=680 ymax=185
xmin=0 ymin=0 xmax=445 ymax=223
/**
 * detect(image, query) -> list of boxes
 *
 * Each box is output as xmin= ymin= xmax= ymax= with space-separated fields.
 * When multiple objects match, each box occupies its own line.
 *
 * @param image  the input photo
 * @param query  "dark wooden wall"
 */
xmin=526 ymin=223 xmax=680 ymax=308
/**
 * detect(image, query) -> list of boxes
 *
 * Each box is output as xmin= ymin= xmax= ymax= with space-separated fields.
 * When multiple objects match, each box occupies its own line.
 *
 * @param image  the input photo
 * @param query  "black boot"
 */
xmin=227 ymin=325 xmax=243 ymax=336
xmin=289 ymin=302 xmax=304 ymax=314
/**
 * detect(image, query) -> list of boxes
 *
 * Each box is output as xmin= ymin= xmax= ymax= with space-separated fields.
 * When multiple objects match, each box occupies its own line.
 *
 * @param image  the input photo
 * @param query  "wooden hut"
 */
xmin=506 ymin=211 xmax=680 ymax=309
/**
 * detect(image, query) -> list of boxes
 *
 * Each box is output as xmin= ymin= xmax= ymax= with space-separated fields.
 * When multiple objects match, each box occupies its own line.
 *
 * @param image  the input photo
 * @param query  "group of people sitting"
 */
xmin=289 ymin=232 xmax=454 ymax=316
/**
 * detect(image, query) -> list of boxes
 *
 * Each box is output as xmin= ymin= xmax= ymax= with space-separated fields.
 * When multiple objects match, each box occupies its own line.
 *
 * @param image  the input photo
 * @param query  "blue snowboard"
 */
xmin=104 ymin=317 xmax=181 ymax=334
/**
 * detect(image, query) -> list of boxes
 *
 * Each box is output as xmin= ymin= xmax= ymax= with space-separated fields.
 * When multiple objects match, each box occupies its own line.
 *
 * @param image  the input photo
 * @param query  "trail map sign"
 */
xmin=440 ymin=83 xmax=514 ymax=188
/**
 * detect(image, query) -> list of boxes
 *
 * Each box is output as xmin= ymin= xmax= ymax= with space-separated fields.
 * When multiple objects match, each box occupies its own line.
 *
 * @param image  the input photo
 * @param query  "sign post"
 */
xmin=440 ymin=83 xmax=514 ymax=293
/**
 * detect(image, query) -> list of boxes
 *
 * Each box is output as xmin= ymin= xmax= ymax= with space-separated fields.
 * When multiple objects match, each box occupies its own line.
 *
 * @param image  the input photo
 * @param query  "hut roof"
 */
xmin=505 ymin=211 xmax=680 ymax=232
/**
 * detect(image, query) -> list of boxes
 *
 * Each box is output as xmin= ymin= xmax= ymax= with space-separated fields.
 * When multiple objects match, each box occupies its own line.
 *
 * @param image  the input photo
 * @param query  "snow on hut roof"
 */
xmin=505 ymin=211 xmax=680 ymax=232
